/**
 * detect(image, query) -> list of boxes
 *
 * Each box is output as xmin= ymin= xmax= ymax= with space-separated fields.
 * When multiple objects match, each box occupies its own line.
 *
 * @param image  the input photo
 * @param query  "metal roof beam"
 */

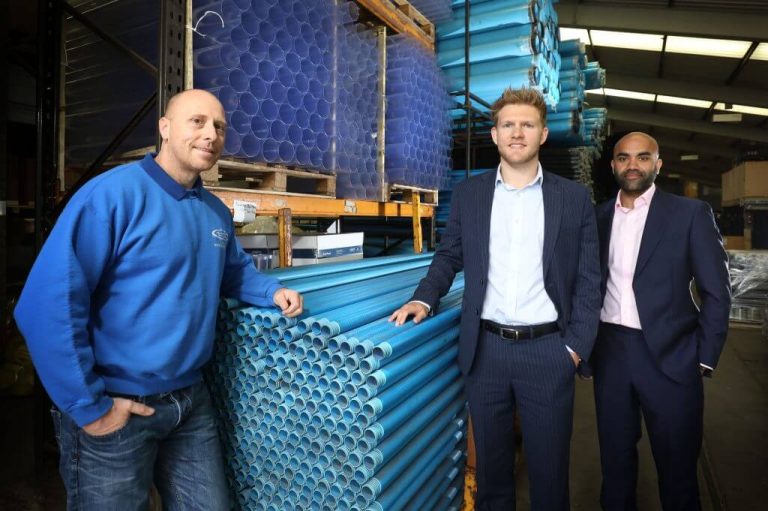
xmin=605 ymin=74 xmax=768 ymax=109
xmin=606 ymin=108 xmax=768 ymax=143
xmin=556 ymin=1 xmax=768 ymax=41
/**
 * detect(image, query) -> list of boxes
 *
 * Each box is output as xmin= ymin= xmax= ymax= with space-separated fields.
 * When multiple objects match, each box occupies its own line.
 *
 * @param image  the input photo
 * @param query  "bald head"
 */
xmin=613 ymin=131 xmax=659 ymax=158
xmin=611 ymin=131 xmax=662 ymax=200
xmin=155 ymin=88 xmax=227 ymax=188
xmin=164 ymin=89 xmax=223 ymax=119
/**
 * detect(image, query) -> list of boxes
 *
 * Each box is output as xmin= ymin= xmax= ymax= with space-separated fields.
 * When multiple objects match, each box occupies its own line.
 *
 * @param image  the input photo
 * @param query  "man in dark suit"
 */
xmin=390 ymin=87 xmax=601 ymax=510
xmin=593 ymin=132 xmax=731 ymax=510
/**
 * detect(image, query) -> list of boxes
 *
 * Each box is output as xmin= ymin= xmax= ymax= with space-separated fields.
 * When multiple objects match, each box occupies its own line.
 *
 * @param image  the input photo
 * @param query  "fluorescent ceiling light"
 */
xmin=602 ymin=88 xmax=655 ymax=101
xmin=753 ymin=43 xmax=768 ymax=61
xmin=666 ymin=36 xmax=752 ymax=59
xmin=714 ymin=103 xmax=768 ymax=117
xmin=560 ymin=27 xmax=758 ymax=60
xmin=590 ymin=30 xmax=664 ymax=51
xmin=680 ymin=154 xmax=699 ymax=161
xmin=585 ymin=87 xmax=768 ymax=118
xmin=559 ymin=28 xmax=589 ymax=44
xmin=656 ymin=95 xmax=711 ymax=109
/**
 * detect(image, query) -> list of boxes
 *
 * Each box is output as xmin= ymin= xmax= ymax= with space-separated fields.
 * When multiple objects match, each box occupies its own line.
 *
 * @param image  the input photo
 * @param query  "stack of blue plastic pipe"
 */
xmin=385 ymin=34 xmax=454 ymax=190
xmin=437 ymin=0 xmax=561 ymax=110
xmin=335 ymin=23 xmax=381 ymax=199
xmin=207 ymin=254 xmax=467 ymax=510
xmin=192 ymin=0 xmax=378 ymax=191
xmin=538 ymin=38 xmax=607 ymax=191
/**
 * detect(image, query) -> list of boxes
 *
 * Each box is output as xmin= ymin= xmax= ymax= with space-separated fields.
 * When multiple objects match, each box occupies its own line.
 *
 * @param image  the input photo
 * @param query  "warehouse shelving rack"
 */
xmin=36 ymin=0 xmax=439 ymax=267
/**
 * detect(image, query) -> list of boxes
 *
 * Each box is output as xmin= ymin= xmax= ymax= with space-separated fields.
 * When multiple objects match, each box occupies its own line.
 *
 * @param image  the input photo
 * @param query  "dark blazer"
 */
xmin=412 ymin=169 xmax=602 ymax=375
xmin=595 ymin=190 xmax=731 ymax=382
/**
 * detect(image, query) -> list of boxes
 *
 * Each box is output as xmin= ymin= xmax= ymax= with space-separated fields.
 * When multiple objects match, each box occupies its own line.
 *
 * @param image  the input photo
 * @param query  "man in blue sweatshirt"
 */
xmin=14 ymin=89 xmax=303 ymax=510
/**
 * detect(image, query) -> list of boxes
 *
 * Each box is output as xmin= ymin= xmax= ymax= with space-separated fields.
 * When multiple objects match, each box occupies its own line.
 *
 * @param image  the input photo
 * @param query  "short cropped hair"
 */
xmin=490 ymin=87 xmax=547 ymax=126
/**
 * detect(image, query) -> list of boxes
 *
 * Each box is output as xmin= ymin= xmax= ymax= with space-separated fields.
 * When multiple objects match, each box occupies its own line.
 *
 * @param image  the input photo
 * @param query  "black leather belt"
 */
xmin=482 ymin=319 xmax=559 ymax=341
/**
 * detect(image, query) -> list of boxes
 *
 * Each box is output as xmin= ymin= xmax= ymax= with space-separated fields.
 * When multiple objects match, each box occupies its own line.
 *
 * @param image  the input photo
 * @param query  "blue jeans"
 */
xmin=51 ymin=381 xmax=230 ymax=511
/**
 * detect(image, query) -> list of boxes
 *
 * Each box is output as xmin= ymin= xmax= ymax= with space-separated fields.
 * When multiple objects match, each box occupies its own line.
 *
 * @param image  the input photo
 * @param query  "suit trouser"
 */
xmin=593 ymin=323 xmax=703 ymax=511
xmin=466 ymin=329 xmax=577 ymax=511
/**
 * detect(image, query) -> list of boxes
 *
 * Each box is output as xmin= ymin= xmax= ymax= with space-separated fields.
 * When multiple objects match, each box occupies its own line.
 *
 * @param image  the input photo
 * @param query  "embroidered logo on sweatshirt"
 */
xmin=212 ymin=229 xmax=229 ymax=248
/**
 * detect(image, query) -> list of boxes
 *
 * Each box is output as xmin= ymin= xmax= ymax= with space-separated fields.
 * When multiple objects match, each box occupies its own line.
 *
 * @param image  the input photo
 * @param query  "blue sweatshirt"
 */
xmin=14 ymin=154 xmax=281 ymax=426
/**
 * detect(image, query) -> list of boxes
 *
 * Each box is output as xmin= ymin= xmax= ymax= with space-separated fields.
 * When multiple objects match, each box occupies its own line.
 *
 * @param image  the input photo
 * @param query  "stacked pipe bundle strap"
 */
xmin=192 ymin=0 xmax=379 ymax=197
xmin=437 ymin=0 xmax=561 ymax=110
xmin=385 ymin=34 xmax=454 ymax=190
xmin=207 ymin=254 xmax=467 ymax=510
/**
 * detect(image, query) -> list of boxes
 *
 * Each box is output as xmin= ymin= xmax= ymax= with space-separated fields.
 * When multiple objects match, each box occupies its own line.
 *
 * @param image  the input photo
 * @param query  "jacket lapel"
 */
xmin=634 ymin=189 xmax=671 ymax=277
xmin=477 ymin=171 xmax=496 ymax=277
xmin=598 ymin=199 xmax=614 ymax=284
xmin=542 ymin=172 xmax=562 ymax=278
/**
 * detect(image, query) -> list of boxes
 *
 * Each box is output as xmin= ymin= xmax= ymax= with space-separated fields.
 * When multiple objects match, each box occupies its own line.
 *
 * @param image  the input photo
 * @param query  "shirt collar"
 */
xmin=140 ymin=153 xmax=203 ymax=200
xmin=495 ymin=163 xmax=543 ymax=190
xmin=615 ymin=183 xmax=656 ymax=211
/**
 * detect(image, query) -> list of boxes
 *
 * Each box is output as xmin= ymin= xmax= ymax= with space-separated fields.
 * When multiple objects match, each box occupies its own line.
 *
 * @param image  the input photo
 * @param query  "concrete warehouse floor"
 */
xmin=1 ymin=325 xmax=766 ymax=510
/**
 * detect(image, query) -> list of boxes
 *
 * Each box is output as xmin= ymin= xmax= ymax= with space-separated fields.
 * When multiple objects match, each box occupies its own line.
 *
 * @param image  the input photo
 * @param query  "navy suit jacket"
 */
xmin=412 ymin=169 xmax=602 ymax=375
xmin=595 ymin=190 xmax=731 ymax=382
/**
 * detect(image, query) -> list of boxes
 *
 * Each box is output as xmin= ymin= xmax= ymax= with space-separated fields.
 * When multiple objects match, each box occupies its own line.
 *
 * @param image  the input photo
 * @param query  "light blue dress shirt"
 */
xmin=481 ymin=164 xmax=558 ymax=325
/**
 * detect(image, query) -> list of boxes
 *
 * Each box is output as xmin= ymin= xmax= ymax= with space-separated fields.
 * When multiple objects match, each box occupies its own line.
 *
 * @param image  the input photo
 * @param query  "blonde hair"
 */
xmin=490 ymin=87 xmax=547 ymax=126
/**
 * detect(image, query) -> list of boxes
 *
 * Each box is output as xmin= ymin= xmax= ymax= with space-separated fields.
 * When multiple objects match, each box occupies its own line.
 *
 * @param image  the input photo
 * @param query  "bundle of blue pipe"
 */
xmin=386 ymin=34 xmax=454 ymax=190
xmin=192 ymin=0 xmax=378 ymax=191
xmin=207 ymin=254 xmax=467 ymax=510
xmin=539 ymin=38 xmax=608 ymax=191
xmin=437 ymin=0 xmax=562 ymax=110
xmin=546 ymin=38 xmax=607 ymax=147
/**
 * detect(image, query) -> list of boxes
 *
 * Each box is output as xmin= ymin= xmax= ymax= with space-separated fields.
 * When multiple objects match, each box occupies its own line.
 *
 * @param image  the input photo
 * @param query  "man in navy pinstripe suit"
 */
xmin=390 ymin=88 xmax=602 ymax=510
xmin=593 ymin=132 xmax=730 ymax=510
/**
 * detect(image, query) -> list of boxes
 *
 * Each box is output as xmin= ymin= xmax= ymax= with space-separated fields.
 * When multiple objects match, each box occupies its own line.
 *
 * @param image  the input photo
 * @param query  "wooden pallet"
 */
xmin=355 ymin=0 xmax=435 ymax=48
xmin=202 ymin=159 xmax=336 ymax=197
xmin=390 ymin=0 xmax=435 ymax=38
xmin=387 ymin=183 xmax=439 ymax=205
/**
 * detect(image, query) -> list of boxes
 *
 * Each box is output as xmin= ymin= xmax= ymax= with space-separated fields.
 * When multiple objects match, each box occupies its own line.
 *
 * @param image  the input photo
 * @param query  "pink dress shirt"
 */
xmin=600 ymin=184 xmax=657 ymax=328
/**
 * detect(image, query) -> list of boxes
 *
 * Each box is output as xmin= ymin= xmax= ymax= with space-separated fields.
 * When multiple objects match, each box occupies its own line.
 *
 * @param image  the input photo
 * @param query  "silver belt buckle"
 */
xmin=501 ymin=327 xmax=520 ymax=341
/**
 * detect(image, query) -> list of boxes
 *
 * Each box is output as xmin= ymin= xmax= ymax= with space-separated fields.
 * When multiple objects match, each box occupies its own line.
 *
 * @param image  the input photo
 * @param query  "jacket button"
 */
xmin=480 ymin=278 xmax=485 ymax=285
xmin=475 ymin=308 xmax=479 ymax=316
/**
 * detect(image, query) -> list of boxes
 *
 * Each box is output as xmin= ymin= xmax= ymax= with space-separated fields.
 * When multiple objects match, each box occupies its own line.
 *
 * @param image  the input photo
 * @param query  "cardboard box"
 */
xmin=721 ymin=161 xmax=768 ymax=205
xmin=724 ymin=235 xmax=746 ymax=250
xmin=237 ymin=232 xmax=364 ymax=266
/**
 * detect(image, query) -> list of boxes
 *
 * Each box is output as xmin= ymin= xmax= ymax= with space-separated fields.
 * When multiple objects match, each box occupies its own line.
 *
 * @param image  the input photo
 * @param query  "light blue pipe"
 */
xmin=363 ymin=378 xmax=463 ymax=451
xmin=370 ymin=433 xmax=464 ymax=511
xmin=360 ymin=400 xmax=465 ymax=478
xmin=359 ymin=339 xmax=458 ymax=404
xmin=371 ymin=308 xmax=461 ymax=364
xmin=311 ymin=287 xmax=418 ymax=337
xmin=359 ymin=413 xmax=464 ymax=504
xmin=438 ymin=0 xmax=539 ymax=40
xmin=407 ymin=451 xmax=464 ymax=511
xmin=438 ymin=29 xmax=541 ymax=68
xmin=299 ymin=267 xmax=429 ymax=318
xmin=284 ymin=259 xmax=431 ymax=294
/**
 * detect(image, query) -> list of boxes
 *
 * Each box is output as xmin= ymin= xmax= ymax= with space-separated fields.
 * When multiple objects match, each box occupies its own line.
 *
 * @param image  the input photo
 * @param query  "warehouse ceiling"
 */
xmin=555 ymin=0 xmax=768 ymax=188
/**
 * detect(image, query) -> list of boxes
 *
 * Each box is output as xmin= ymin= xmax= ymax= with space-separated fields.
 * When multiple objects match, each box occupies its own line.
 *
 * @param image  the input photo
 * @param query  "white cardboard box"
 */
xmin=238 ymin=232 xmax=364 ymax=266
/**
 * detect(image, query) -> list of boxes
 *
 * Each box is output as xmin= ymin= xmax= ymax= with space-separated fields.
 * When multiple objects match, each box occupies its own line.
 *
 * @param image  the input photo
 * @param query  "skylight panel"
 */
xmin=751 ymin=43 xmax=768 ymax=61
xmin=656 ymin=95 xmax=712 ymax=109
xmin=559 ymin=27 xmax=590 ymax=45
xmin=714 ymin=103 xmax=768 ymax=117
xmin=602 ymin=88 xmax=656 ymax=102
